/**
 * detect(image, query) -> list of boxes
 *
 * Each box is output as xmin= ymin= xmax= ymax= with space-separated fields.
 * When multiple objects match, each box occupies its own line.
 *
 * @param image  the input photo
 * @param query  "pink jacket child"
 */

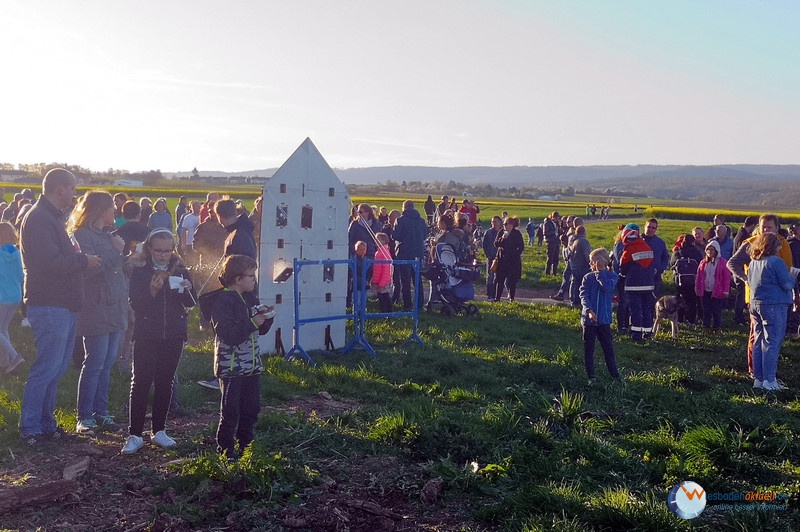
xmin=371 ymin=235 xmax=394 ymax=313
xmin=694 ymin=240 xmax=731 ymax=299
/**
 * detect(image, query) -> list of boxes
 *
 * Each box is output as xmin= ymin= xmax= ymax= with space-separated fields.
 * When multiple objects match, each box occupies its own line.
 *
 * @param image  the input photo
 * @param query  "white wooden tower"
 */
xmin=258 ymin=138 xmax=351 ymax=355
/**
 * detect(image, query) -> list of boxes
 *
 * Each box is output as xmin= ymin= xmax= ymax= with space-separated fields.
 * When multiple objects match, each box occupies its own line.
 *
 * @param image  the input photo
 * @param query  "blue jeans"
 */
xmin=19 ymin=306 xmax=77 ymax=436
xmin=78 ymin=331 xmax=123 ymax=420
xmin=750 ymin=302 xmax=789 ymax=383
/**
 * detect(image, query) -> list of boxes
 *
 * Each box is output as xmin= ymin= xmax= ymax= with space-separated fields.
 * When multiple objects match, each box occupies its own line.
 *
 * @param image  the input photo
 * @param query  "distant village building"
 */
xmin=0 ymin=170 xmax=29 ymax=182
xmin=113 ymin=179 xmax=144 ymax=188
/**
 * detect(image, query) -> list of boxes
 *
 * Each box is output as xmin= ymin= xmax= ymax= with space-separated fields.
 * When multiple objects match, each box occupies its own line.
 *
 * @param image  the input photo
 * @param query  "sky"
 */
xmin=2 ymin=0 xmax=799 ymax=172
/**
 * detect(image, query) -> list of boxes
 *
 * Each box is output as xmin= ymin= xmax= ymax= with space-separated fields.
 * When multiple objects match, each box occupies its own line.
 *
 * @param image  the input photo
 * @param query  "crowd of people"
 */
xmin=5 ymin=169 xmax=272 ymax=461
xmin=5 ymin=175 xmax=798 ymax=462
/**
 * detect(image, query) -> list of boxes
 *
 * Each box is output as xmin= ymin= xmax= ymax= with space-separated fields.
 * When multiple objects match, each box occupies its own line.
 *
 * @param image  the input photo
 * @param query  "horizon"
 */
xmin=3 ymin=1 xmax=799 ymax=172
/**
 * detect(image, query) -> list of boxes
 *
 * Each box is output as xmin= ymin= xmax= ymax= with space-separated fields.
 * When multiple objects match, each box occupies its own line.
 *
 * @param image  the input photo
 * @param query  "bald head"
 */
xmin=42 ymin=168 xmax=77 ymax=209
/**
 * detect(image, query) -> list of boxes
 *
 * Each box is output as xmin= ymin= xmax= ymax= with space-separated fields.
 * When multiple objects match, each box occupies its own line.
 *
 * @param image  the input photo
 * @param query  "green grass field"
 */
xmin=1 ymin=192 xmax=799 ymax=529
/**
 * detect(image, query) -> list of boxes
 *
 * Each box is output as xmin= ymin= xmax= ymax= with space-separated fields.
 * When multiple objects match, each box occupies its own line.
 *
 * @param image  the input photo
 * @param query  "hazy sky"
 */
xmin=2 ymin=0 xmax=798 ymax=172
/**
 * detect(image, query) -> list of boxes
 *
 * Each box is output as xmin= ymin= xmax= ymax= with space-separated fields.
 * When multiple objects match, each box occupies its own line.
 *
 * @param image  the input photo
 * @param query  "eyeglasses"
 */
xmin=151 ymin=249 xmax=173 ymax=255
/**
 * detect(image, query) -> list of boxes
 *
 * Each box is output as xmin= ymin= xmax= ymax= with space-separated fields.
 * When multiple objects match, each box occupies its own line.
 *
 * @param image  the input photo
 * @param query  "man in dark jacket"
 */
xmin=215 ymin=199 xmax=258 ymax=261
xmin=18 ymin=168 xmax=101 ymax=445
xmin=393 ymin=200 xmax=428 ymax=310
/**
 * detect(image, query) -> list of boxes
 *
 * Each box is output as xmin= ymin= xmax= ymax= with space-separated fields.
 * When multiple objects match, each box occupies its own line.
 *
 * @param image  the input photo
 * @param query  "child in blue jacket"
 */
xmin=579 ymin=248 xmax=623 ymax=383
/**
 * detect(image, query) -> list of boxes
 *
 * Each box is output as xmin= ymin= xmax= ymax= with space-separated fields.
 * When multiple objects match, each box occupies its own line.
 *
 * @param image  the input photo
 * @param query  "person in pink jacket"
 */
xmin=371 ymin=233 xmax=394 ymax=313
xmin=695 ymin=240 xmax=732 ymax=332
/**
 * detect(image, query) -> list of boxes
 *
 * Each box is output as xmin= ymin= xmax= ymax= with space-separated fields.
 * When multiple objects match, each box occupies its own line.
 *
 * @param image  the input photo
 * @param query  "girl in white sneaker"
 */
xmin=122 ymin=229 xmax=196 ymax=454
xmin=747 ymin=232 xmax=799 ymax=391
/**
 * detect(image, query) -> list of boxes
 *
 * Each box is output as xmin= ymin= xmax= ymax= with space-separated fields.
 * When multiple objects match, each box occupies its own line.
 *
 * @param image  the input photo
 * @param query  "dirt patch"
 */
xmin=0 ymin=393 xmax=486 ymax=531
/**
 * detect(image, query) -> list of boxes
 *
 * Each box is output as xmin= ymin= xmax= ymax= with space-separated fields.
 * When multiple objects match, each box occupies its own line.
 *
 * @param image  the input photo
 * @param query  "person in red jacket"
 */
xmin=619 ymin=223 xmax=656 ymax=342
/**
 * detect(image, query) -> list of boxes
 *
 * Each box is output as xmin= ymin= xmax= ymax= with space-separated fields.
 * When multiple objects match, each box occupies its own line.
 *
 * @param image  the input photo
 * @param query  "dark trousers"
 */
xmin=701 ymin=292 xmax=724 ymax=328
xmin=558 ymin=263 xmax=572 ymax=295
xmin=545 ymin=241 xmax=560 ymax=275
xmin=570 ymin=268 xmax=589 ymax=306
xmin=494 ymin=269 xmax=520 ymax=301
xmin=217 ymin=374 xmax=261 ymax=458
xmin=733 ymin=280 xmax=747 ymax=323
xmin=398 ymin=262 xmax=419 ymax=310
xmin=676 ymin=283 xmax=698 ymax=324
xmin=583 ymin=324 xmax=619 ymax=379
xmin=129 ymin=338 xmax=183 ymax=436
xmin=377 ymin=292 xmax=393 ymax=313
xmin=626 ymin=289 xmax=654 ymax=340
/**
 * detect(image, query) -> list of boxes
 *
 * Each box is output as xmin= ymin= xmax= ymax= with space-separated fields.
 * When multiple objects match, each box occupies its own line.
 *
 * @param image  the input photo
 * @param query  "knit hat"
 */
xmin=622 ymin=223 xmax=640 ymax=243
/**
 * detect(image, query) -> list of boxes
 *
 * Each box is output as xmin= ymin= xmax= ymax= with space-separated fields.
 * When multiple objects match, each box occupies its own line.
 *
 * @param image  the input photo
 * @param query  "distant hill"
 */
xmin=165 ymin=164 xmax=800 ymax=207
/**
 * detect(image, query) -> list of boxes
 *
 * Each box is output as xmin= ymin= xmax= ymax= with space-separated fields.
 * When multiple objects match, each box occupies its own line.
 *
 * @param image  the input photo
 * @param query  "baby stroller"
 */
xmin=423 ymin=243 xmax=480 ymax=316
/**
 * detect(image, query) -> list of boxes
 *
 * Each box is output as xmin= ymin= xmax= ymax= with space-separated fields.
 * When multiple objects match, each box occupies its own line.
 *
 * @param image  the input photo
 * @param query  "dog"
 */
xmin=652 ymin=295 xmax=681 ymax=340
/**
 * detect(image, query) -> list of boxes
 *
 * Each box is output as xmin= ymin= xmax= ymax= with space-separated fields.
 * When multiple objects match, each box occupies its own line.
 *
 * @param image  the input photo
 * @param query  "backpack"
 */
xmin=672 ymin=254 xmax=699 ymax=288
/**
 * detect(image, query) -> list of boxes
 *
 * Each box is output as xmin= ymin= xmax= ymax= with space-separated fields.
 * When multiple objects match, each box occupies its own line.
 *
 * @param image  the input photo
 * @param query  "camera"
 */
xmin=250 ymin=305 xmax=277 ymax=319
xmin=250 ymin=304 xmax=269 ymax=318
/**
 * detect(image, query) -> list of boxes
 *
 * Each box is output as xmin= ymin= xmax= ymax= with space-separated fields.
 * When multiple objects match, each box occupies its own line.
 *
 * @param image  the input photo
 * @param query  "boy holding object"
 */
xmin=579 ymin=248 xmax=623 ymax=384
xmin=210 ymin=255 xmax=274 ymax=460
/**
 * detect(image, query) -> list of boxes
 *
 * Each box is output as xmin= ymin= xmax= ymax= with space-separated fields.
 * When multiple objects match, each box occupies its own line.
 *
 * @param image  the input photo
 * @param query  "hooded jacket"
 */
xmin=0 ymin=243 xmax=23 ymax=304
xmin=580 ymin=269 xmax=618 ymax=326
xmin=695 ymin=240 xmax=731 ymax=299
xmin=620 ymin=237 xmax=655 ymax=291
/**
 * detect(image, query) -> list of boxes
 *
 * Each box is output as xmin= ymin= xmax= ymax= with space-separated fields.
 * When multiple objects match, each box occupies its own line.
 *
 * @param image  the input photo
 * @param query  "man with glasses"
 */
xmin=642 ymin=218 xmax=670 ymax=300
xmin=18 ymin=169 xmax=102 ymax=445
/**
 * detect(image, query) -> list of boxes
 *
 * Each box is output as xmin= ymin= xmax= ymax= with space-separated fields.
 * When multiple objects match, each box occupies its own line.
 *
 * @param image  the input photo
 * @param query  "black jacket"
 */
xmin=393 ymin=208 xmax=427 ymax=260
xmin=224 ymin=214 xmax=257 ymax=260
xmin=129 ymin=257 xmax=196 ymax=341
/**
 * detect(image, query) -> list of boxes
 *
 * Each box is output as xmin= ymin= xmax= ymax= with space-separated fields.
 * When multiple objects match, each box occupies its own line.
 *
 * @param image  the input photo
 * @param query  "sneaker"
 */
xmin=151 ymin=430 xmax=176 ymax=448
xmin=20 ymin=433 xmax=43 ymax=447
xmin=94 ymin=414 xmax=120 ymax=431
xmin=4 ymin=356 xmax=25 ymax=375
xmin=197 ymin=378 xmax=220 ymax=391
xmin=549 ymin=294 xmax=564 ymax=301
xmin=763 ymin=380 xmax=788 ymax=391
xmin=20 ymin=317 xmax=30 ymax=327
xmin=753 ymin=379 xmax=763 ymax=389
xmin=122 ymin=435 xmax=144 ymax=454
xmin=76 ymin=419 xmax=97 ymax=435
xmin=47 ymin=427 xmax=76 ymax=443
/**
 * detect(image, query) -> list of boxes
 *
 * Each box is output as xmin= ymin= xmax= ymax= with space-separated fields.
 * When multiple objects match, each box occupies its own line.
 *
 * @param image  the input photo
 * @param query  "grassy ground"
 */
xmin=1 ymin=217 xmax=799 ymax=529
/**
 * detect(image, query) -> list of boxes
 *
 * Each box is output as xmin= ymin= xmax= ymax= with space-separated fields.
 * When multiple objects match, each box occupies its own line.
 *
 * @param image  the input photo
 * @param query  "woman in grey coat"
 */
xmin=70 ymin=191 xmax=128 ymax=434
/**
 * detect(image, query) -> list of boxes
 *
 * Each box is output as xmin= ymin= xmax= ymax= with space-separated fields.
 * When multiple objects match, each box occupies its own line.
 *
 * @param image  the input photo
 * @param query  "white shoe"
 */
xmin=763 ymin=380 xmax=788 ymax=391
xmin=122 ymin=435 xmax=144 ymax=454
xmin=151 ymin=430 xmax=176 ymax=448
xmin=753 ymin=379 xmax=763 ymax=389
xmin=20 ymin=317 xmax=30 ymax=327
